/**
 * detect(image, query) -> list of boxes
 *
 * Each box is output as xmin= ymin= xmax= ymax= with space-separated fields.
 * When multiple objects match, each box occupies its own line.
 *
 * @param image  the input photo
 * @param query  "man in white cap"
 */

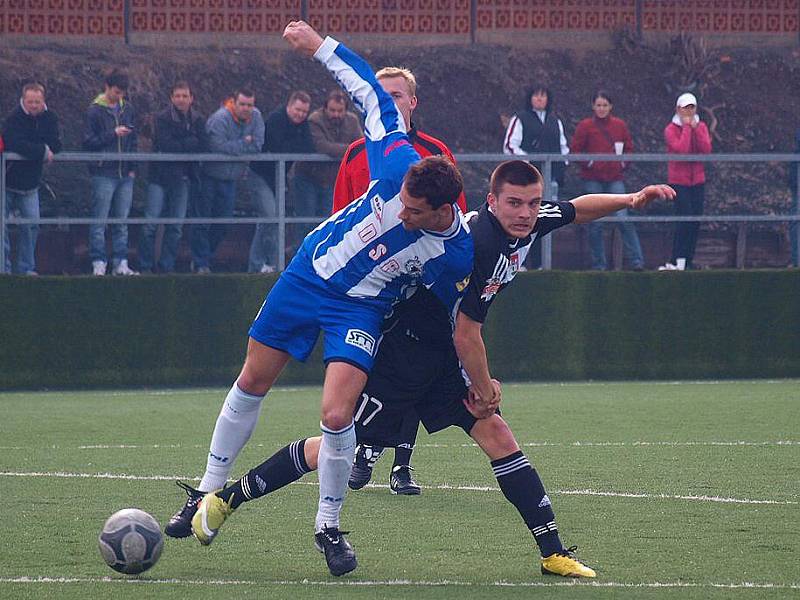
xmin=660 ymin=92 xmax=712 ymax=270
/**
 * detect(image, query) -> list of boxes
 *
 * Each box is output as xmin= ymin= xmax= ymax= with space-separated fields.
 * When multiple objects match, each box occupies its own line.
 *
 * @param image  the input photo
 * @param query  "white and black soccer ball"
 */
xmin=98 ymin=508 xmax=164 ymax=575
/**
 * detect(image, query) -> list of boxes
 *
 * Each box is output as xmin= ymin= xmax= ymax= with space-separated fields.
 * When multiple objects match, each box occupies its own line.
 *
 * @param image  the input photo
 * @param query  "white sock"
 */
xmin=199 ymin=384 xmax=264 ymax=492
xmin=315 ymin=421 xmax=356 ymax=532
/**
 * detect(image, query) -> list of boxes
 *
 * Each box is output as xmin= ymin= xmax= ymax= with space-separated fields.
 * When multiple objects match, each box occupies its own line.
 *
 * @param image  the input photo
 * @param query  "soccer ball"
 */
xmin=98 ymin=508 xmax=164 ymax=575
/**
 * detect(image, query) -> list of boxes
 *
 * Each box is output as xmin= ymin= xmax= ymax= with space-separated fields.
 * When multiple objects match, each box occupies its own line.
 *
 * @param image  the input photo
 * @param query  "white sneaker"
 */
xmin=92 ymin=260 xmax=107 ymax=276
xmin=260 ymin=264 xmax=276 ymax=274
xmin=112 ymin=259 xmax=139 ymax=276
xmin=658 ymin=262 xmax=678 ymax=271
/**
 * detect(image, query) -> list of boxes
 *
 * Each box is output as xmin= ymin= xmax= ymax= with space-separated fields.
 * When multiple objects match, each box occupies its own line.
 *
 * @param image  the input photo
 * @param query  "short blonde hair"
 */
xmin=376 ymin=67 xmax=417 ymax=97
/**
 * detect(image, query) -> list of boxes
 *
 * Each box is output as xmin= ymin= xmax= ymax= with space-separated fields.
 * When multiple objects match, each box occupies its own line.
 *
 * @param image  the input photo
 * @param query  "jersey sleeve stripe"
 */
xmin=315 ymin=37 xmax=405 ymax=142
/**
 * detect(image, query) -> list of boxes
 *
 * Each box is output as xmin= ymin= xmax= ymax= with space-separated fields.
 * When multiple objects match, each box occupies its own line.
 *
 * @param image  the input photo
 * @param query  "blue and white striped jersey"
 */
xmin=289 ymin=37 xmax=473 ymax=314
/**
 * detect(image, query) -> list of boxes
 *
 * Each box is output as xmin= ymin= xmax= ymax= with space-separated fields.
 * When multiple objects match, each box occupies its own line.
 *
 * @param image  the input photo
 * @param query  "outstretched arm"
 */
xmin=284 ymin=21 xmax=416 ymax=190
xmin=570 ymin=184 xmax=676 ymax=224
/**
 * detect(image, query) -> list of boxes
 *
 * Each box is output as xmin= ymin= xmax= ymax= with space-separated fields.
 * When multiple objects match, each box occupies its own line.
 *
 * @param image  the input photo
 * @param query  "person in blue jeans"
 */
xmin=571 ymin=91 xmax=644 ymax=271
xmin=191 ymin=89 xmax=264 ymax=273
xmin=2 ymin=82 xmax=62 ymax=275
xmin=584 ymin=180 xmax=644 ymax=271
xmin=82 ymin=68 xmax=138 ymax=276
xmin=139 ymin=81 xmax=206 ymax=273
xmin=247 ymin=91 xmax=314 ymax=273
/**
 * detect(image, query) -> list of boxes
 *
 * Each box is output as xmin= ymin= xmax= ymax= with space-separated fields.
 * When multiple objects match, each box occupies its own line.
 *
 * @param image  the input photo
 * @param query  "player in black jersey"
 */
xmin=187 ymin=160 xmax=674 ymax=578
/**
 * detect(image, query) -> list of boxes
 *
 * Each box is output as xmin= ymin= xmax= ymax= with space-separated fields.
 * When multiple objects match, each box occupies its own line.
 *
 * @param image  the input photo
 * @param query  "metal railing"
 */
xmin=2 ymin=151 xmax=799 ymax=271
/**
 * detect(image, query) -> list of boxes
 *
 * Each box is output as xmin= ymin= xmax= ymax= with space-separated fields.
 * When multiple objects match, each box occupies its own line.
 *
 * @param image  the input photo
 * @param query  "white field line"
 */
xmin=0 ymin=470 xmax=795 ymax=506
xmin=0 ymin=440 xmax=797 ymax=451
xmin=0 ymin=576 xmax=798 ymax=590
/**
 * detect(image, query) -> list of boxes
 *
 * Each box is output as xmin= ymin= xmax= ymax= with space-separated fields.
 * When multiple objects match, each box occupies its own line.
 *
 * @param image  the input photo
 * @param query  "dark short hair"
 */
xmin=489 ymin=160 xmax=542 ymax=197
xmin=235 ymin=88 xmax=255 ymax=101
xmin=403 ymin=155 xmax=463 ymax=210
xmin=171 ymin=80 xmax=193 ymax=95
xmin=105 ymin=69 xmax=129 ymax=91
xmin=288 ymin=90 xmax=311 ymax=105
xmin=325 ymin=89 xmax=347 ymax=107
xmin=525 ymin=84 xmax=551 ymax=112
xmin=22 ymin=82 xmax=46 ymax=97
xmin=592 ymin=89 xmax=612 ymax=105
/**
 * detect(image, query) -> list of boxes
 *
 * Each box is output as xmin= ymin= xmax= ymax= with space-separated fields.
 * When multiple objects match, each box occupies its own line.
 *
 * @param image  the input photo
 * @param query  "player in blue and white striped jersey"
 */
xmin=169 ymin=22 xmax=473 ymax=577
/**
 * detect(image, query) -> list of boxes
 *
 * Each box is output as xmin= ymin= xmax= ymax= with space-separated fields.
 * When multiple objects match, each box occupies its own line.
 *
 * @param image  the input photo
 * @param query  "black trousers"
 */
xmin=672 ymin=183 xmax=705 ymax=268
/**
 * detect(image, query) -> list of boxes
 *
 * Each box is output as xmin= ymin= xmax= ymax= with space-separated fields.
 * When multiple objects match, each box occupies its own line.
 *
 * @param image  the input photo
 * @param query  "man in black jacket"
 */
xmin=246 ymin=90 xmax=313 ymax=272
xmin=2 ymin=82 xmax=62 ymax=275
xmin=82 ymin=68 xmax=138 ymax=276
xmin=139 ymin=81 xmax=206 ymax=273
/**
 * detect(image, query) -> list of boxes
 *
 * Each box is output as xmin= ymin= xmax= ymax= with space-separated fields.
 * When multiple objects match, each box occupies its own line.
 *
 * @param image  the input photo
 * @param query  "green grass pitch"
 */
xmin=1 ymin=381 xmax=798 ymax=599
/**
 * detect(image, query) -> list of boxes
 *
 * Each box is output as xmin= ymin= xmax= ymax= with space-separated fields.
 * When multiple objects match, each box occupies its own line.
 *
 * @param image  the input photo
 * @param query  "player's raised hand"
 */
xmin=283 ymin=20 xmax=324 ymax=56
xmin=631 ymin=184 xmax=676 ymax=210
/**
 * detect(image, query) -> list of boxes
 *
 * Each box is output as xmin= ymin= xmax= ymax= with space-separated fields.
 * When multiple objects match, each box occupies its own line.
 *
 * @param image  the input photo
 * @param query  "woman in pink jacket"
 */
xmin=661 ymin=92 xmax=712 ymax=270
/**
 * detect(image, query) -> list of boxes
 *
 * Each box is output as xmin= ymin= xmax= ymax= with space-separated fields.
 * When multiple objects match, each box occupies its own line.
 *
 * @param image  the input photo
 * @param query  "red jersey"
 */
xmin=332 ymin=126 xmax=468 ymax=214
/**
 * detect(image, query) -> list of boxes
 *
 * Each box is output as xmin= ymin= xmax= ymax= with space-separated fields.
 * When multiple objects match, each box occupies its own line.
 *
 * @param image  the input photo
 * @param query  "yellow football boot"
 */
xmin=191 ymin=491 xmax=234 ymax=546
xmin=541 ymin=546 xmax=597 ymax=578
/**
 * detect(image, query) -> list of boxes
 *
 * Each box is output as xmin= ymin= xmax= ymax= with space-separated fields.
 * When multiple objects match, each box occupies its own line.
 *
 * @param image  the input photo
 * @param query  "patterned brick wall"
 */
xmin=0 ymin=0 xmax=124 ymax=36
xmin=306 ymin=0 xmax=470 ymax=35
xmin=475 ymin=0 xmax=635 ymax=32
xmin=642 ymin=0 xmax=799 ymax=34
xmin=1 ymin=0 xmax=798 ymax=37
xmin=130 ymin=0 xmax=300 ymax=35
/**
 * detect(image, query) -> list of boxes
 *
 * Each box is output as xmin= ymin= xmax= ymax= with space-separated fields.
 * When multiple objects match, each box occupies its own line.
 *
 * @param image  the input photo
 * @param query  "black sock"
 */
xmin=491 ymin=450 xmax=563 ymax=558
xmin=393 ymin=414 xmax=420 ymax=469
xmin=218 ymin=439 xmax=312 ymax=510
xmin=393 ymin=445 xmax=414 ymax=469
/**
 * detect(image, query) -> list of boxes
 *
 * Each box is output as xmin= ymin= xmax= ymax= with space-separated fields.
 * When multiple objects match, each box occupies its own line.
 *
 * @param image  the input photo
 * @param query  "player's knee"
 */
xmin=472 ymin=415 xmax=520 ymax=457
xmin=493 ymin=419 xmax=521 ymax=455
xmin=320 ymin=405 xmax=353 ymax=431
xmin=236 ymin=369 xmax=270 ymax=396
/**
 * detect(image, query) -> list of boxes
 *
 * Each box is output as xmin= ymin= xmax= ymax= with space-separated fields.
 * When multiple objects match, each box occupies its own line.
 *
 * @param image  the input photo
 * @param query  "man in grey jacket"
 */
xmin=190 ymin=89 xmax=264 ymax=273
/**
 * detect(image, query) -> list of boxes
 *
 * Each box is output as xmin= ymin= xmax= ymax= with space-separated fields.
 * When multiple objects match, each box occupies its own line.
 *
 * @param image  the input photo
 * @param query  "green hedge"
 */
xmin=1 ymin=271 xmax=798 ymax=389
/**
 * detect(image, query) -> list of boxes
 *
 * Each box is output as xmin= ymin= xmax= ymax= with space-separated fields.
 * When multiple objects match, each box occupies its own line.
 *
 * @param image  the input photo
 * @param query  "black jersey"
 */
xmin=459 ymin=201 xmax=576 ymax=324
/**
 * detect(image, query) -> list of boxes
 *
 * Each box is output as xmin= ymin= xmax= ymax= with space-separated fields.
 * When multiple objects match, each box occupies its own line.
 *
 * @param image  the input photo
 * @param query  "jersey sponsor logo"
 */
xmin=345 ymin=328 xmax=376 ymax=356
xmin=358 ymin=222 xmax=378 ymax=244
xmin=369 ymin=243 xmax=388 ymax=261
xmin=404 ymin=256 xmax=423 ymax=278
xmin=371 ymin=195 xmax=383 ymax=222
xmin=384 ymin=138 xmax=411 ymax=156
xmin=480 ymin=253 xmax=519 ymax=301
xmin=481 ymin=278 xmax=502 ymax=301
xmin=456 ymin=274 xmax=471 ymax=292
xmin=380 ymin=258 xmax=400 ymax=274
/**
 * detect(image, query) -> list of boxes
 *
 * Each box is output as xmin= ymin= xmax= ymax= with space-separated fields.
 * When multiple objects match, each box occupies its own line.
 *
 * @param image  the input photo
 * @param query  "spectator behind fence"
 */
xmin=660 ymin=93 xmax=712 ymax=271
xmin=503 ymin=84 xmax=569 ymax=268
xmin=139 ymin=81 xmax=207 ymax=273
xmin=2 ymin=82 xmax=62 ymax=275
xmin=247 ymin=90 xmax=313 ymax=273
xmin=293 ymin=89 xmax=362 ymax=219
xmin=790 ymin=128 xmax=800 ymax=268
xmin=191 ymin=89 xmax=264 ymax=273
xmin=83 ymin=68 xmax=138 ymax=276
xmin=571 ymin=90 xmax=644 ymax=271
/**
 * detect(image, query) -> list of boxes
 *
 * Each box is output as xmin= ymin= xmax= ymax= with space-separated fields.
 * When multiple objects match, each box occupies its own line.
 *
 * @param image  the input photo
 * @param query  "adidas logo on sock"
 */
xmin=538 ymin=494 xmax=551 ymax=508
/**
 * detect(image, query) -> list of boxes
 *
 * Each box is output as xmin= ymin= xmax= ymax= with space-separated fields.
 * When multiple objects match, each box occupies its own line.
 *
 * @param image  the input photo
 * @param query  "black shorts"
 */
xmin=353 ymin=325 xmax=477 ymax=447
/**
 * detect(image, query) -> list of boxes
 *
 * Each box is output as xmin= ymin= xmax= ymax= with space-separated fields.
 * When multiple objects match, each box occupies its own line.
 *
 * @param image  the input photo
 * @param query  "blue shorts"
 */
xmin=248 ymin=265 xmax=387 ymax=373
